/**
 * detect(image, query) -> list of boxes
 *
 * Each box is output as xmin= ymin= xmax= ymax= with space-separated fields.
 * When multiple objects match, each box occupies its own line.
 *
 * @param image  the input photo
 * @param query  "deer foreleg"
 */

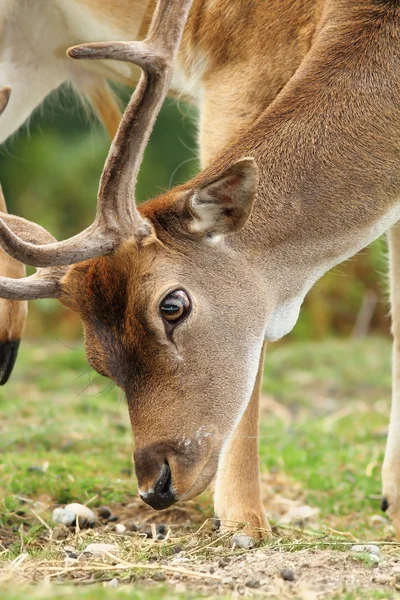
xmin=383 ymin=223 xmax=400 ymax=536
xmin=213 ymin=341 xmax=271 ymax=542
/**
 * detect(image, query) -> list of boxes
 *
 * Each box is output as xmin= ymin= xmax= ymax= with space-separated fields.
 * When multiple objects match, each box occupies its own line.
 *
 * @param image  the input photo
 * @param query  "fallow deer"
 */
xmin=2 ymin=0 xmax=400 ymax=543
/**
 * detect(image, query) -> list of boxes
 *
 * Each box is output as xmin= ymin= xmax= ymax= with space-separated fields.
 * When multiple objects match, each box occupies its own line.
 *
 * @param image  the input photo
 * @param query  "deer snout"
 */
xmin=138 ymin=461 xmax=176 ymax=510
xmin=134 ymin=445 xmax=178 ymax=510
xmin=134 ymin=437 xmax=215 ymax=510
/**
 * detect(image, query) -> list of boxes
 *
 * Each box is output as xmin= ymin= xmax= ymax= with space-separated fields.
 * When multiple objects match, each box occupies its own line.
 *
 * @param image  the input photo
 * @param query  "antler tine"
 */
xmin=67 ymin=0 xmax=193 ymax=236
xmin=0 ymin=272 xmax=60 ymax=300
xmin=0 ymin=1 xmax=192 ymax=270
xmin=0 ymin=86 xmax=11 ymax=115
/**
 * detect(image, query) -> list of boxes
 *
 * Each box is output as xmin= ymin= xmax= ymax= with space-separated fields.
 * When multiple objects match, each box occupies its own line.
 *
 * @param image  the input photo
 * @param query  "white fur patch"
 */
xmin=265 ymin=203 xmax=400 ymax=341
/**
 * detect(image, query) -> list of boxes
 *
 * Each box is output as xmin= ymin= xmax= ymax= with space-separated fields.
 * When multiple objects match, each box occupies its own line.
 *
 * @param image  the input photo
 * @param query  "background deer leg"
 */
xmin=0 ymin=255 xmax=26 ymax=385
xmin=383 ymin=223 xmax=400 ymax=536
xmin=0 ymin=191 xmax=26 ymax=384
xmin=213 ymin=341 xmax=271 ymax=541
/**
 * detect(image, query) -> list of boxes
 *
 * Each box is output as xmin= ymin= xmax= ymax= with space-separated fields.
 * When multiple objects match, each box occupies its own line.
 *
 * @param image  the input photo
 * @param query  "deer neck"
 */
xmin=216 ymin=3 xmax=400 ymax=341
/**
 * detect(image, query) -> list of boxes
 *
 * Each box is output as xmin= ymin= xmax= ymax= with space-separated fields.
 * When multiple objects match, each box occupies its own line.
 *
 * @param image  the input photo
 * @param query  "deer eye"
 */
xmin=160 ymin=290 xmax=191 ymax=324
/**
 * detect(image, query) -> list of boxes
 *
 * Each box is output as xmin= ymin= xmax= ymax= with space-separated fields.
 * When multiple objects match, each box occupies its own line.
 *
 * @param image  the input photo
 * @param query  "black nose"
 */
xmin=140 ymin=462 xmax=176 ymax=510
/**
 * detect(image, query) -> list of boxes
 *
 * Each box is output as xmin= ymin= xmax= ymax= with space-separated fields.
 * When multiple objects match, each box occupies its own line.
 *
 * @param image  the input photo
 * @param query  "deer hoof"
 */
xmin=0 ymin=339 xmax=20 ymax=385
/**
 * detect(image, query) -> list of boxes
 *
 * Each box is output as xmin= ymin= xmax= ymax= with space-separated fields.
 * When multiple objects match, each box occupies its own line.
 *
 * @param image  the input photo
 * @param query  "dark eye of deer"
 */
xmin=160 ymin=290 xmax=191 ymax=324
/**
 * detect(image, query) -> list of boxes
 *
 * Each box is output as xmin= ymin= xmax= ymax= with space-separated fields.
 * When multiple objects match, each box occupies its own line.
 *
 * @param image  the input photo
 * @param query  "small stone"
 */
xmin=245 ymin=577 xmax=260 ymax=588
xmin=218 ymin=559 xmax=228 ymax=568
xmin=366 ymin=545 xmax=380 ymax=556
xmin=232 ymin=534 xmax=255 ymax=549
xmin=115 ymin=523 xmax=126 ymax=534
xmin=281 ymin=568 xmax=295 ymax=581
xmin=52 ymin=508 xmax=76 ymax=527
xmin=84 ymin=543 xmax=118 ymax=556
xmin=370 ymin=554 xmax=380 ymax=563
xmin=222 ymin=576 xmax=233 ymax=585
xmin=97 ymin=506 xmax=112 ymax=520
xmin=106 ymin=578 xmax=119 ymax=589
xmin=157 ymin=524 xmax=167 ymax=535
xmin=153 ymin=572 xmax=167 ymax=581
xmin=351 ymin=544 xmax=380 ymax=556
xmin=64 ymin=503 xmax=95 ymax=527
xmin=106 ymin=514 xmax=119 ymax=523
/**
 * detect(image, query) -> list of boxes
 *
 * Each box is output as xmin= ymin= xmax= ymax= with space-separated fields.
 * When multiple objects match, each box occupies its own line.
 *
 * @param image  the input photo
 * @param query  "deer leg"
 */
xmin=213 ymin=341 xmax=271 ymax=541
xmin=70 ymin=69 xmax=122 ymax=139
xmin=382 ymin=223 xmax=400 ymax=536
xmin=0 ymin=185 xmax=26 ymax=384
xmin=0 ymin=253 xmax=26 ymax=385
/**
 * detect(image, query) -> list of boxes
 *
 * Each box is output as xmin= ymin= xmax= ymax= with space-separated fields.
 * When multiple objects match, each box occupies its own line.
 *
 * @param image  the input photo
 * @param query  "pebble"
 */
xmin=97 ymin=506 xmax=112 ymax=520
xmin=106 ymin=514 xmax=119 ymax=523
xmin=52 ymin=508 xmax=76 ymax=527
xmin=115 ymin=523 xmax=126 ymax=534
xmin=106 ymin=578 xmax=119 ymax=589
xmin=351 ymin=544 xmax=380 ymax=556
xmin=84 ymin=543 xmax=118 ymax=556
xmin=370 ymin=554 xmax=380 ymax=563
xmin=65 ymin=503 xmax=95 ymax=527
xmin=281 ymin=568 xmax=296 ymax=582
xmin=232 ymin=534 xmax=255 ymax=550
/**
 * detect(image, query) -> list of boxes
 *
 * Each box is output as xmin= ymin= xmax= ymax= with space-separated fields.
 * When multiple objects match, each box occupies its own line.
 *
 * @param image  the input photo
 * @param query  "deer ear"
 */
xmin=186 ymin=158 xmax=258 ymax=236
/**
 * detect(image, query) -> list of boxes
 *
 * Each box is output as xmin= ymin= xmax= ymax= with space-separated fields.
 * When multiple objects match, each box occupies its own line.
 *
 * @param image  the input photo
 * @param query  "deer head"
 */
xmin=0 ymin=0 xmax=263 ymax=509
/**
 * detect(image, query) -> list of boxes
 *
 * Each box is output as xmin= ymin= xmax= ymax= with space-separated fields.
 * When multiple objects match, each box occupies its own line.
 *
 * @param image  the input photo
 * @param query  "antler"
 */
xmin=0 ymin=0 xmax=192 ymax=274
xmin=0 ymin=87 xmax=11 ymax=115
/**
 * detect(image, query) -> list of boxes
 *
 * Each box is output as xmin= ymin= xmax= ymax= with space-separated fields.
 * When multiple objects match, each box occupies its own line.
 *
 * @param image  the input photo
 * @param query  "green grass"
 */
xmin=0 ymin=336 xmax=396 ymax=598
xmin=260 ymin=337 xmax=391 ymax=536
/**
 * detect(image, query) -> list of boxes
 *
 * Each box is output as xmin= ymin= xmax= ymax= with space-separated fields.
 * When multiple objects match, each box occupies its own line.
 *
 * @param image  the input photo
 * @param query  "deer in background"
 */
xmin=2 ymin=0 xmax=400 ymax=543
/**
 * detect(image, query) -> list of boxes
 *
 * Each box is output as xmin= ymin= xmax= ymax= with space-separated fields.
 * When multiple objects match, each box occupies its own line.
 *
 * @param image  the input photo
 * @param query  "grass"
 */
xmin=0 ymin=336 xmax=398 ymax=599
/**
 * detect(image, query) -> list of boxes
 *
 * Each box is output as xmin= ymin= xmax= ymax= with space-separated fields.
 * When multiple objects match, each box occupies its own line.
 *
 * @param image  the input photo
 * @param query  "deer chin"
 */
xmin=177 ymin=449 xmax=220 ymax=502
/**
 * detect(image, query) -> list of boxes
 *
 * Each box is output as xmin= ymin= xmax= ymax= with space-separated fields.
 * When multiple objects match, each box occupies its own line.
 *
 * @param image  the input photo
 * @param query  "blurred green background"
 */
xmin=0 ymin=86 xmax=389 ymax=341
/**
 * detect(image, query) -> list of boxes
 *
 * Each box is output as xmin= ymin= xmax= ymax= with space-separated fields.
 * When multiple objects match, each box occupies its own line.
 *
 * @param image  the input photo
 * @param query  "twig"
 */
xmin=42 ymin=559 xmax=221 ymax=581
xmin=30 ymin=509 xmax=51 ymax=532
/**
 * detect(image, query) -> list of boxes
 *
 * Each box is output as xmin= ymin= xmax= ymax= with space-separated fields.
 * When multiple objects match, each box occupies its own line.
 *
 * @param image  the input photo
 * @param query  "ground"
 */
xmin=0 ymin=336 xmax=399 ymax=599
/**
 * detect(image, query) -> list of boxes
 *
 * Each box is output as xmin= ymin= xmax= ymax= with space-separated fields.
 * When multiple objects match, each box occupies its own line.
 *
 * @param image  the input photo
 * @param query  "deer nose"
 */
xmin=138 ymin=461 xmax=176 ymax=510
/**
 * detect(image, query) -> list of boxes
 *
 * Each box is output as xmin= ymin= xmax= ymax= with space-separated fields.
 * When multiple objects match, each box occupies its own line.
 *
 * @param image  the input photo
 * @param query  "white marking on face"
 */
xmin=138 ymin=487 xmax=153 ymax=499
